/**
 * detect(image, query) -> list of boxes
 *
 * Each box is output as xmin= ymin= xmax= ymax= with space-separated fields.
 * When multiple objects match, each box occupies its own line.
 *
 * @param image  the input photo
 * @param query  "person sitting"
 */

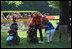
xmin=27 ymin=23 xmax=38 ymax=43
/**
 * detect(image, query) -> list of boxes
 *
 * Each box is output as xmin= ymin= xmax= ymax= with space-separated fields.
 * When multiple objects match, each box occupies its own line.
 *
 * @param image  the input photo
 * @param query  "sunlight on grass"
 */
xmin=18 ymin=30 xmax=27 ymax=38
xmin=17 ymin=29 xmax=46 ymax=38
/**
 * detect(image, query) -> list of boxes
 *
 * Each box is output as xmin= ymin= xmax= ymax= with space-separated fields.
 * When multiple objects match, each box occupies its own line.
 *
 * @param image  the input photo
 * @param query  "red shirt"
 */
xmin=32 ymin=16 xmax=42 ymax=24
xmin=42 ymin=16 xmax=46 ymax=20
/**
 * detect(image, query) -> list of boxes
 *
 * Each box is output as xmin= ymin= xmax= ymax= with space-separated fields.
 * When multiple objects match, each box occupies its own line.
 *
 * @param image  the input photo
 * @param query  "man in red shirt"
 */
xmin=32 ymin=12 xmax=44 ymax=43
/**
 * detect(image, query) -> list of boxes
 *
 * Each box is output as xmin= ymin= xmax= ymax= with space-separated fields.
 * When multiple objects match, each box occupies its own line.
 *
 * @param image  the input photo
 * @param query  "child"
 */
xmin=27 ymin=24 xmax=38 ymax=43
xmin=6 ymin=17 xmax=20 ymax=45
xmin=44 ymin=19 xmax=55 ymax=43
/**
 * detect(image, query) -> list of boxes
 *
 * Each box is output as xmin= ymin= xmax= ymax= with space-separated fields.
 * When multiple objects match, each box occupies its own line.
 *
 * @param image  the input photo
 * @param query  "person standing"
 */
xmin=44 ymin=19 xmax=55 ymax=43
xmin=32 ymin=12 xmax=44 ymax=43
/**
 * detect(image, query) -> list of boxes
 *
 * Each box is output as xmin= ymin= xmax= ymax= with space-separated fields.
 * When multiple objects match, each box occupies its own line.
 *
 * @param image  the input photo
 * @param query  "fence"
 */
xmin=1 ymin=19 xmax=59 ymax=33
xmin=1 ymin=19 xmax=31 ymax=32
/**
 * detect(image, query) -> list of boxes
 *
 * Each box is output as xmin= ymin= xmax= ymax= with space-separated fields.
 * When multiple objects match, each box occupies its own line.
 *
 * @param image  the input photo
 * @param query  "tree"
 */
xmin=1 ymin=1 xmax=23 ymax=7
xmin=1 ymin=1 xmax=59 ymax=15
xmin=48 ymin=1 xmax=71 ymax=39
xmin=48 ymin=1 xmax=71 ymax=26
xmin=48 ymin=1 xmax=59 ymax=9
xmin=59 ymin=1 xmax=71 ymax=29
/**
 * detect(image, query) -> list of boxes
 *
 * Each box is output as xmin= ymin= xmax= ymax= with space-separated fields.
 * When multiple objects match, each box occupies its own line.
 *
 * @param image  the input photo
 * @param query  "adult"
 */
xmin=32 ymin=12 xmax=44 ymax=43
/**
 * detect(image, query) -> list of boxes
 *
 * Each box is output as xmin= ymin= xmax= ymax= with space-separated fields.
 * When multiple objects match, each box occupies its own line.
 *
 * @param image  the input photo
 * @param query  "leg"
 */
xmin=39 ymin=28 xmax=43 ymax=41
xmin=46 ymin=31 xmax=50 ymax=42
xmin=59 ymin=32 xmax=62 ymax=40
xmin=59 ymin=25 xmax=62 ymax=40
xmin=50 ymin=29 xmax=55 ymax=42
xmin=35 ymin=24 xmax=37 ymax=37
xmin=35 ymin=28 xmax=37 ymax=36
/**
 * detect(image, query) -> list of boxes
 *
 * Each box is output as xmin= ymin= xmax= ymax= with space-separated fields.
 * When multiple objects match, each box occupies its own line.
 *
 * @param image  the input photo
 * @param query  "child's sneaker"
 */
xmin=38 ymin=41 xmax=44 ymax=43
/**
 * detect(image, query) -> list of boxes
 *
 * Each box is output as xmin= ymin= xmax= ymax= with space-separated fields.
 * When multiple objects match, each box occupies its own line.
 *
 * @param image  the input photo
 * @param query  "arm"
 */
xmin=43 ymin=26 xmax=49 ymax=27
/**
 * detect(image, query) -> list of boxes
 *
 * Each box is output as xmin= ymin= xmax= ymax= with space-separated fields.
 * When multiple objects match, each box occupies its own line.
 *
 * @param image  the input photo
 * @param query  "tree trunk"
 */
xmin=59 ymin=1 xmax=70 ymax=26
xmin=58 ymin=1 xmax=71 ymax=39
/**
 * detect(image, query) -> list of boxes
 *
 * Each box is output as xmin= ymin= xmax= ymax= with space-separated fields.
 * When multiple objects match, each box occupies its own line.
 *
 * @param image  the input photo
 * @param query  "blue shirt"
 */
xmin=45 ymin=22 xmax=54 ymax=32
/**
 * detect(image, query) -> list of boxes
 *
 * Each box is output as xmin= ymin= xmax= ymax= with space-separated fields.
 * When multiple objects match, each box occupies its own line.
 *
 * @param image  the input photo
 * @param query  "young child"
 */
xmin=44 ymin=19 xmax=55 ymax=43
xmin=27 ymin=23 xmax=38 ymax=43
xmin=6 ymin=17 xmax=20 ymax=45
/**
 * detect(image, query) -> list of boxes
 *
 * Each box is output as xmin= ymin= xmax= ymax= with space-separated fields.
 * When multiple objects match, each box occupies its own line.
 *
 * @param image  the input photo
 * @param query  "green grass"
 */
xmin=1 ymin=30 xmax=71 ymax=48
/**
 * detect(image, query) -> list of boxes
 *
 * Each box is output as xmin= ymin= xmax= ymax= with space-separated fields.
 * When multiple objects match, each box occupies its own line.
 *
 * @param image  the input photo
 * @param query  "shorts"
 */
xmin=6 ymin=36 xmax=14 ymax=41
xmin=46 ymin=29 xmax=55 ymax=34
xmin=59 ymin=25 xmax=68 ymax=34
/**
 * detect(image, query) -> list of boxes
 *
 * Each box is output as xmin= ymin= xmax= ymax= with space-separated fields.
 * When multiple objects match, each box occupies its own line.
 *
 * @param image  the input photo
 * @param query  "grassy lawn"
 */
xmin=1 ymin=30 xmax=71 ymax=48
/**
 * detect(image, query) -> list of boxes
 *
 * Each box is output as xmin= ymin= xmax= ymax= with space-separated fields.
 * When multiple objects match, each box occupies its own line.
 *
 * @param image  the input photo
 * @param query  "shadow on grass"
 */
xmin=1 ymin=32 xmax=71 ymax=48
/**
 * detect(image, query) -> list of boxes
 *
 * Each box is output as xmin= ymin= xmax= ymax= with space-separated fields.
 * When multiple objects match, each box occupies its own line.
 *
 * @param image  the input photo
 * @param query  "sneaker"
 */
xmin=45 ymin=41 xmax=50 ymax=43
xmin=38 ymin=41 xmax=44 ymax=43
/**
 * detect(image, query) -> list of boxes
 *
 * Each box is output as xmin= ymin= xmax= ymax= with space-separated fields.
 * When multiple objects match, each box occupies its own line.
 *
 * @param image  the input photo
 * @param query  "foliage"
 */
xmin=1 ymin=1 xmax=59 ymax=15
xmin=48 ymin=1 xmax=59 ymax=9
xmin=1 ymin=1 xmax=23 ymax=7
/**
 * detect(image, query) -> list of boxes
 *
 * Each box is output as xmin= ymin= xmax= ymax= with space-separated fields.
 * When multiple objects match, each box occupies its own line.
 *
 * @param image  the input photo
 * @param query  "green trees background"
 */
xmin=1 ymin=1 xmax=59 ymax=15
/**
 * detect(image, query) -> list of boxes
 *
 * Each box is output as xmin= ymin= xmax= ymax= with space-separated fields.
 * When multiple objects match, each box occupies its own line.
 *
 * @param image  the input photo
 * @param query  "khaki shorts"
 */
xmin=59 ymin=25 xmax=68 ymax=34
